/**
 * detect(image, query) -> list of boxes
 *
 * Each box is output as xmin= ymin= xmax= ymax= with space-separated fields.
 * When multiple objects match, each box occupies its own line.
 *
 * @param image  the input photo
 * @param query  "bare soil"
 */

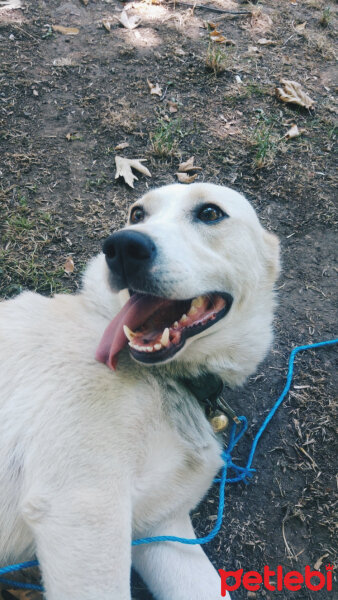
xmin=0 ymin=1 xmax=337 ymax=599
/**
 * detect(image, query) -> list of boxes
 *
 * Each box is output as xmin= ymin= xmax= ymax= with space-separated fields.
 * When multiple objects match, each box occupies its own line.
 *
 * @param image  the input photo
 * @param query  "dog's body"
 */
xmin=0 ymin=184 xmax=280 ymax=599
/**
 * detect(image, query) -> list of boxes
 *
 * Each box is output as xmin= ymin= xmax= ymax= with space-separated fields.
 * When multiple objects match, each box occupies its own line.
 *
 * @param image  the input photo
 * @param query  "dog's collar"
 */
xmin=180 ymin=373 xmax=240 ymax=426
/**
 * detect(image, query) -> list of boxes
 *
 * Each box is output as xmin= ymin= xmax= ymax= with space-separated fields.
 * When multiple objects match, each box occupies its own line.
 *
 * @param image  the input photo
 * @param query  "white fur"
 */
xmin=0 ymin=183 xmax=280 ymax=599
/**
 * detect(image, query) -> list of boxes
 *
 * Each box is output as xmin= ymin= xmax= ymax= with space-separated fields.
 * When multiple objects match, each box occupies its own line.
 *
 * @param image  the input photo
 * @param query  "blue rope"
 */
xmin=1 ymin=338 xmax=336 ymax=590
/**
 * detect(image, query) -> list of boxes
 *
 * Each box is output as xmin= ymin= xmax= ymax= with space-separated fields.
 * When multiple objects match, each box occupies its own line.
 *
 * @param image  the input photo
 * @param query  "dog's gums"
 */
xmin=124 ymin=292 xmax=233 ymax=365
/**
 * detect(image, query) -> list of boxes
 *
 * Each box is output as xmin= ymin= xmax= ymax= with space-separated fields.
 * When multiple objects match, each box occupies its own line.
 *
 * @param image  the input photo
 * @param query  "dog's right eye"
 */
xmin=130 ymin=206 xmax=145 ymax=224
xmin=197 ymin=204 xmax=227 ymax=224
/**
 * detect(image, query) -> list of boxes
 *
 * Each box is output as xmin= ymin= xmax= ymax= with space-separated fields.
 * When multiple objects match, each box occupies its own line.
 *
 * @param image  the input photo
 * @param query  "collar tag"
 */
xmin=181 ymin=374 xmax=240 ymax=424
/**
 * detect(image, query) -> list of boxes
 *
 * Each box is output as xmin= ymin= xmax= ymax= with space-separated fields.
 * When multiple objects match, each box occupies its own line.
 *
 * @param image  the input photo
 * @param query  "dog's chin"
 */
xmin=126 ymin=291 xmax=233 ymax=366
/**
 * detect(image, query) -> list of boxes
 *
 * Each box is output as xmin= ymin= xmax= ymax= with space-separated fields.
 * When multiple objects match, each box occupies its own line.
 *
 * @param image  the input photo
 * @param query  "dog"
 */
xmin=0 ymin=183 xmax=280 ymax=600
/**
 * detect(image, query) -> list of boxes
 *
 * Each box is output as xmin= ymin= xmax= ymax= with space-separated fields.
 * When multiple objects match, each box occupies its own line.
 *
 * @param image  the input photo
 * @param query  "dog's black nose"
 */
xmin=103 ymin=230 xmax=156 ymax=288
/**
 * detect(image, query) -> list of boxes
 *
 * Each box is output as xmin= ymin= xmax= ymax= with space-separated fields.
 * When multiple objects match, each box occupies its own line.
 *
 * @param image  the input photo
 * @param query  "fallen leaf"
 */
xmin=114 ymin=141 xmax=130 ymax=151
xmin=210 ymin=29 xmax=226 ymax=43
xmin=276 ymin=79 xmax=315 ymax=109
xmin=147 ymin=79 xmax=162 ymax=97
xmin=257 ymin=38 xmax=277 ymax=45
xmin=314 ymin=553 xmax=329 ymax=571
xmin=118 ymin=9 xmax=141 ymax=30
xmin=295 ymin=22 xmax=306 ymax=33
xmin=52 ymin=25 xmax=80 ymax=35
xmin=284 ymin=124 xmax=303 ymax=139
xmin=244 ymin=9 xmax=272 ymax=33
xmin=64 ymin=257 xmax=74 ymax=273
xmin=178 ymin=157 xmax=202 ymax=173
xmin=114 ymin=156 xmax=151 ymax=188
xmin=102 ymin=19 xmax=111 ymax=32
xmin=176 ymin=172 xmax=199 ymax=183
xmin=0 ymin=0 xmax=22 ymax=10
xmin=168 ymin=101 xmax=178 ymax=113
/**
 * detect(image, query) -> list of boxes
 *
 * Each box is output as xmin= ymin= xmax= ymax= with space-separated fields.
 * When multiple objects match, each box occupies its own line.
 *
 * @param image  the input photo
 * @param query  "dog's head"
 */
xmin=94 ymin=183 xmax=280 ymax=386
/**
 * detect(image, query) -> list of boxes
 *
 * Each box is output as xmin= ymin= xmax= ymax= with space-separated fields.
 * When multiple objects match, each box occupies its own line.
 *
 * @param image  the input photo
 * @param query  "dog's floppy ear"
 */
xmin=262 ymin=231 xmax=281 ymax=284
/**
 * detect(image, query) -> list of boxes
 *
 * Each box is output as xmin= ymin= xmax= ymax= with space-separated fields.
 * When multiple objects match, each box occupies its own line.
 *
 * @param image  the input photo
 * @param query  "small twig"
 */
xmin=168 ymin=1 xmax=250 ymax=14
xmin=160 ymin=85 xmax=168 ymax=102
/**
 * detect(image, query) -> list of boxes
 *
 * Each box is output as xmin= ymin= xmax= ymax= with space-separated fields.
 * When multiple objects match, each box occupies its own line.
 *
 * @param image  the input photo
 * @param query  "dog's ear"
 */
xmin=262 ymin=231 xmax=281 ymax=284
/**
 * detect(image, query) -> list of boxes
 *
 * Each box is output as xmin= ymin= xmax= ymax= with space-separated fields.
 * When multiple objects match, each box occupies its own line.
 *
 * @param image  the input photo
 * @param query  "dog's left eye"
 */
xmin=197 ymin=204 xmax=227 ymax=224
xmin=130 ymin=206 xmax=145 ymax=224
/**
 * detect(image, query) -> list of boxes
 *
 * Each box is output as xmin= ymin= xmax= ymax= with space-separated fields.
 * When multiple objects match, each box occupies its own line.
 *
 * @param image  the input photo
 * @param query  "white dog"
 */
xmin=0 ymin=183 xmax=280 ymax=600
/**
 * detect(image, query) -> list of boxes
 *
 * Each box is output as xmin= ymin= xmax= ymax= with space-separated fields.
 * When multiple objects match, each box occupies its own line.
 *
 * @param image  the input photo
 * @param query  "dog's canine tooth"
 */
xmin=180 ymin=314 xmax=188 ymax=323
xmin=191 ymin=295 xmax=205 ymax=309
xmin=188 ymin=305 xmax=198 ymax=316
xmin=123 ymin=325 xmax=136 ymax=341
xmin=160 ymin=327 xmax=170 ymax=347
xmin=173 ymin=321 xmax=179 ymax=328
xmin=154 ymin=343 xmax=162 ymax=351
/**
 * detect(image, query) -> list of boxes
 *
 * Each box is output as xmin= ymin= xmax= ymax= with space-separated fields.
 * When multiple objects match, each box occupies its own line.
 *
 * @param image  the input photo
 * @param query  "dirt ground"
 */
xmin=0 ymin=0 xmax=337 ymax=598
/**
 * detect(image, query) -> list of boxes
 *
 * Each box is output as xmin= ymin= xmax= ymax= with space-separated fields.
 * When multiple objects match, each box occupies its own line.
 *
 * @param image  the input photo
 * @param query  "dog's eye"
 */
xmin=130 ymin=206 xmax=145 ymax=224
xmin=197 ymin=204 xmax=227 ymax=224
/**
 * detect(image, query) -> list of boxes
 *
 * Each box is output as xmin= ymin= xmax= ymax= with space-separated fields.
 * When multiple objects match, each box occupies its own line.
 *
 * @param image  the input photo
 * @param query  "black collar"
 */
xmin=180 ymin=373 xmax=240 ymax=424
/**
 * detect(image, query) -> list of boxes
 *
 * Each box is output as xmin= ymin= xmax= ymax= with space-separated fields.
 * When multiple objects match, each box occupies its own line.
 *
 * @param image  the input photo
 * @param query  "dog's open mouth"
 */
xmin=96 ymin=292 xmax=232 ymax=370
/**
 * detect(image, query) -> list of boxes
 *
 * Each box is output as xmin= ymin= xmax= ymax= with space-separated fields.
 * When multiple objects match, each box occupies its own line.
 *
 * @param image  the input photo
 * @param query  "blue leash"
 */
xmin=1 ymin=339 xmax=336 ymax=591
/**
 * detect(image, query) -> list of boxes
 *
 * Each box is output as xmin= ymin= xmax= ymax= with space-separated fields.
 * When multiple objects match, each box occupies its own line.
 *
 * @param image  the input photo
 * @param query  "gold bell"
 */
xmin=210 ymin=413 xmax=229 ymax=433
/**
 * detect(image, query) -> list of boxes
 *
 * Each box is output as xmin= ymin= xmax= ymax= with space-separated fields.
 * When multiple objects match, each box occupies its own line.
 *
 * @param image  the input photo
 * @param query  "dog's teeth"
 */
xmin=180 ymin=314 xmax=188 ymax=323
xmin=191 ymin=295 xmax=205 ymax=308
xmin=123 ymin=325 xmax=136 ymax=341
xmin=188 ymin=305 xmax=198 ymax=316
xmin=160 ymin=327 xmax=170 ymax=347
xmin=173 ymin=321 xmax=179 ymax=328
xmin=145 ymin=346 xmax=154 ymax=352
xmin=154 ymin=343 xmax=162 ymax=351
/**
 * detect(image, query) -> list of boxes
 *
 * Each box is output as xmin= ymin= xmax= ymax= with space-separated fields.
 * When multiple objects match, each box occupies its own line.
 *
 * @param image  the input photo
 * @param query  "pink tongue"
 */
xmin=95 ymin=294 xmax=166 ymax=370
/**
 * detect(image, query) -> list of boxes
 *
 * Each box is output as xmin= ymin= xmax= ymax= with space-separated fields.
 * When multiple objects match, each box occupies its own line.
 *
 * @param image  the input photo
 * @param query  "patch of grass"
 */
xmin=250 ymin=117 xmax=280 ymax=168
xmin=205 ymin=43 xmax=228 ymax=76
xmin=0 ymin=200 xmax=72 ymax=298
xmin=85 ymin=174 xmax=109 ymax=191
xmin=320 ymin=6 xmax=331 ymax=27
xmin=0 ymin=251 xmax=67 ymax=298
xmin=150 ymin=118 xmax=184 ymax=157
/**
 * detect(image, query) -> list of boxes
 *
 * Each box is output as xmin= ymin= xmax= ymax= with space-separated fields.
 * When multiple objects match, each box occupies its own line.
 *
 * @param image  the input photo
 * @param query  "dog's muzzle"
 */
xmin=103 ymin=230 xmax=156 ymax=290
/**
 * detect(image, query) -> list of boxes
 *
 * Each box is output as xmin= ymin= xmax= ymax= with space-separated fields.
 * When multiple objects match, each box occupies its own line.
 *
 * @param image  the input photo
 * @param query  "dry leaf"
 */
xmin=178 ymin=157 xmax=202 ymax=173
xmin=114 ymin=156 xmax=151 ymax=188
xmin=64 ymin=257 xmax=74 ymax=274
xmin=52 ymin=25 xmax=79 ymax=35
xmin=168 ymin=101 xmax=178 ymax=113
xmin=284 ymin=124 xmax=303 ymax=140
xmin=276 ymin=79 xmax=315 ymax=109
xmin=314 ymin=553 xmax=329 ymax=571
xmin=257 ymin=38 xmax=276 ymax=45
xmin=210 ymin=29 xmax=226 ymax=43
xmin=0 ymin=0 xmax=22 ymax=10
xmin=118 ymin=10 xmax=141 ymax=30
xmin=295 ymin=22 xmax=306 ymax=33
xmin=147 ymin=79 xmax=162 ymax=97
xmin=114 ymin=141 xmax=130 ymax=151
xmin=245 ymin=9 xmax=272 ymax=34
xmin=176 ymin=172 xmax=199 ymax=184
xmin=102 ymin=19 xmax=111 ymax=32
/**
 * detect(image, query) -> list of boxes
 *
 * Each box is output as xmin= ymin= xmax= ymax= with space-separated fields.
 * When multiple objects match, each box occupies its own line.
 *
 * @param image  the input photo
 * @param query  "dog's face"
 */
xmin=96 ymin=183 xmax=280 ymax=384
